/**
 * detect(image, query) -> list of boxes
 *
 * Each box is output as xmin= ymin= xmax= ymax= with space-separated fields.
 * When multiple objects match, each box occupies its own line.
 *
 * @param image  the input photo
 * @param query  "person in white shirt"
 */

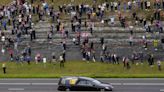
xmin=110 ymin=16 xmax=115 ymax=25
xmin=129 ymin=35 xmax=133 ymax=46
xmin=35 ymin=56 xmax=38 ymax=64
xmin=43 ymin=57 xmax=47 ymax=68
xmin=43 ymin=57 xmax=46 ymax=63
xmin=59 ymin=55 xmax=64 ymax=68
xmin=1 ymin=36 xmax=5 ymax=42
xmin=114 ymin=2 xmax=118 ymax=10
xmin=128 ymin=1 xmax=132 ymax=10
xmin=1 ymin=47 xmax=5 ymax=55
xmin=147 ymin=1 xmax=151 ymax=9
xmin=157 ymin=60 xmax=162 ymax=71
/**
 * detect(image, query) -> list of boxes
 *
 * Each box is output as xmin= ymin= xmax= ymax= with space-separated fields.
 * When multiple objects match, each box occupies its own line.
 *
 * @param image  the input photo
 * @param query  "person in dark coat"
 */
xmin=148 ymin=54 xmax=151 ymax=66
xmin=100 ymin=37 xmax=104 ymax=46
xmin=62 ymin=50 xmax=66 ymax=62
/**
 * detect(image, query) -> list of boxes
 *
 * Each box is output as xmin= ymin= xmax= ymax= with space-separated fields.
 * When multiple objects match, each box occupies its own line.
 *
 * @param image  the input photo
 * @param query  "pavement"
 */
xmin=1 ymin=17 xmax=164 ymax=61
xmin=0 ymin=78 xmax=164 ymax=92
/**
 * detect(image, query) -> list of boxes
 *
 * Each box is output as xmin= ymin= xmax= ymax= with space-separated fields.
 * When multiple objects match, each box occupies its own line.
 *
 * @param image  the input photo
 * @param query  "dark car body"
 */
xmin=58 ymin=77 xmax=113 ymax=91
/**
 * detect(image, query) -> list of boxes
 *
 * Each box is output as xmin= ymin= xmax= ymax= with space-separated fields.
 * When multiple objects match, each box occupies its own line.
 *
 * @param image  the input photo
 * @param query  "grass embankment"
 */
xmin=0 ymin=0 xmax=12 ymax=5
xmin=1 ymin=0 xmax=163 ymax=21
xmin=0 ymin=61 xmax=164 ymax=78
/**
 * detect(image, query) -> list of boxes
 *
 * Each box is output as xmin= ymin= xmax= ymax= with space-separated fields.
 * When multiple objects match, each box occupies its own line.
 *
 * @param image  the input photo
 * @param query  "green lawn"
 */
xmin=0 ymin=61 xmax=163 ymax=78
xmin=0 ymin=0 xmax=12 ymax=5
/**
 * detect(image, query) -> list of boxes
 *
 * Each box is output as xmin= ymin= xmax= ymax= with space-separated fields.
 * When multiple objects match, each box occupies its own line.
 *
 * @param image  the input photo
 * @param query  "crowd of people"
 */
xmin=0 ymin=0 xmax=164 ymax=74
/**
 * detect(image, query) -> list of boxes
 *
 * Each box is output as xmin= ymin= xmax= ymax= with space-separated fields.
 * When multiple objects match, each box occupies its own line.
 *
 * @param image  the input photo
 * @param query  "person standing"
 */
xmin=2 ymin=20 xmax=7 ymax=30
xmin=51 ymin=53 xmax=56 ymax=65
xmin=30 ymin=29 xmax=33 ymax=41
xmin=30 ymin=29 xmax=36 ymax=41
xmin=2 ymin=63 xmax=6 ymax=74
xmin=32 ymin=29 xmax=36 ymax=39
xmin=51 ymin=24 xmax=54 ymax=34
xmin=153 ymin=39 xmax=158 ymax=51
xmin=26 ymin=55 xmax=31 ymax=65
xmin=140 ymin=51 xmax=144 ymax=64
xmin=125 ymin=58 xmax=130 ymax=69
xmin=8 ymin=48 xmax=14 ymax=61
xmin=100 ymin=37 xmax=104 ymax=46
xmin=27 ymin=45 xmax=32 ymax=56
xmin=59 ymin=55 xmax=64 ymax=68
xmin=43 ymin=57 xmax=47 ymax=68
xmin=62 ymin=41 xmax=66 ymax=50
xmin=90 ymin=42 xmax=94 ymax=50
xmin=157 ymin=60 xmax=162 ymax=71
xmin=102 ymin=44 xmax=107 ymax=54
xmin=35 ymin=55 xmax=38 ymax=64
xmin=92 ymin=50 xmax=96 ymax=62
xmin=100 ymin=52 xmax=104 ymax=63
xmin=129 ymin=35 xmax=133 ymax=46
xmin=122 ymin=57 xmax=126 ymax=68
xmin=150 ymin=54 xmax=154 ymax=67
xmin=162 ymin=0 xmax=164 ymax=9
xmin=62 ymin=50 xmax=66 ymax=62
xmin=110 ymin=2 xmax=114 ymax=11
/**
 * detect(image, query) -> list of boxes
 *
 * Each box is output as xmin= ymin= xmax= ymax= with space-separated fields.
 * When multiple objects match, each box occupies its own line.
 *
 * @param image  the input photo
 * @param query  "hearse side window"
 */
xmin=86 ymin=81 xmax=93 ymax=86
xmin=61 ymin=79 xmax=66 ymax=84
xmin=77 ymin=80 xmax=93 ymax=86
xmin=77 ymin=80 xmax=86 ymax=86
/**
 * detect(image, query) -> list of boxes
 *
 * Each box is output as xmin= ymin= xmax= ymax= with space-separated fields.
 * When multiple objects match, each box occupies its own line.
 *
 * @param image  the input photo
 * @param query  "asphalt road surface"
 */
xmin=0 ymin=78 xmax=164 ymax=92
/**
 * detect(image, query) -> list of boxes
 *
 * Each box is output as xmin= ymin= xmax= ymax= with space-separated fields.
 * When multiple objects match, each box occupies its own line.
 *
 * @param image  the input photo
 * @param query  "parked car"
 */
xmin=58 ymin=76 xmax=114 ymax=91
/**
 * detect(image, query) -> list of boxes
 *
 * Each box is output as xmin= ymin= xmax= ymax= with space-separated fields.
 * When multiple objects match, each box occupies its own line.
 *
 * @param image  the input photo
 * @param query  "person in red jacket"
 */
xmin=8 ymin=48 xmax=14 ymax=61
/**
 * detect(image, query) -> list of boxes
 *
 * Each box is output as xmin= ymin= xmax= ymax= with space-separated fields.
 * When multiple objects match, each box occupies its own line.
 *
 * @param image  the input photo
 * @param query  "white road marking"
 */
xmin=111 ymin=83 xmax=122 ymax=85
xmin=160 ymin=89 xmax=164 ymax=91
xmin=8 ymin=88 xmax=24 ymax=91
xmin=0 ymin=79 xmax=59 ymax=81
xmin=96 ymin=78 xmax=164 ymax=81
xmin=32 ymin=83 xmax=58 ymax=85
xmin=1 ymin=78 xmax=164 ymax=81
xmin=123 ymin=83 xmax=164 ymax=86
xmin=0 ymin=83 xmax=30 ymax=85
xmin=0 ymin=82 xmax=164 ymax=86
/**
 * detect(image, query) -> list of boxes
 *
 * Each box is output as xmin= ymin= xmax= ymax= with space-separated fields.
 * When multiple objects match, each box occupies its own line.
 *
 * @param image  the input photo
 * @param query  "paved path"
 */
xmin=0 ymin=78 xmax=164 ymax=92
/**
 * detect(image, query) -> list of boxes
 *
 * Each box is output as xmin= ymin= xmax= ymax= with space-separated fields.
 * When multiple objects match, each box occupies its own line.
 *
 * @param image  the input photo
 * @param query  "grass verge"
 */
xmin=0 ymin=61 xmax=164 ymax=78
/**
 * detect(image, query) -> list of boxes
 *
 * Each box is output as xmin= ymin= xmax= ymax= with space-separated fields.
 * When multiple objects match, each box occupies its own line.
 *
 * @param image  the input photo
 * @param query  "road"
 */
xmin=0 ymin=78 xmax=164 ymax=92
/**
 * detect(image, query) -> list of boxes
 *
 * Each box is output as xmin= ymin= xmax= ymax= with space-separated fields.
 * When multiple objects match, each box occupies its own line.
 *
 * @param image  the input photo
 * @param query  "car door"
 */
xmin=86 ymin=80 xmax=99 ymax=91
xmin=75 ymin=80 xmax=98 ymax=91
xmin=76 ymin=80 xmax=89 ymax=91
